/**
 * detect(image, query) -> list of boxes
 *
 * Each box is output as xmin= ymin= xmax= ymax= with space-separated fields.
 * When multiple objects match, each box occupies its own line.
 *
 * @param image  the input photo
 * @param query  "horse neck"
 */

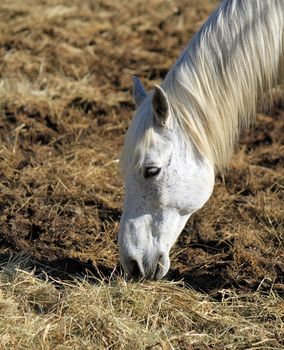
xmin=164 ymin=0 xmax=284 ymax=171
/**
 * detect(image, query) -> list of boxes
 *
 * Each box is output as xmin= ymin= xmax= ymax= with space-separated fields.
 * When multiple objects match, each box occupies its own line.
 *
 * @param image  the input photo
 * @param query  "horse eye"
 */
xmin=144 ymin=167 xmax=161 ymax=178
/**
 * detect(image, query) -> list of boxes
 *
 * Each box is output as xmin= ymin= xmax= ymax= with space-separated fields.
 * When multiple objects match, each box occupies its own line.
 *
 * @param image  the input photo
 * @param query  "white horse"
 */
xmin=118 ymin=0 xmax=284 ymax=280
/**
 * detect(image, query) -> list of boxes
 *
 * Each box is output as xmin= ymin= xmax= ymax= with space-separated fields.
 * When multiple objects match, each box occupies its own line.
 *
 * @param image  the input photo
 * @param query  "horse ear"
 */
xmin=133 ymin=76 xmax=147 ymax=107
xmin=152 ymin=85 xmax=170 ymax=127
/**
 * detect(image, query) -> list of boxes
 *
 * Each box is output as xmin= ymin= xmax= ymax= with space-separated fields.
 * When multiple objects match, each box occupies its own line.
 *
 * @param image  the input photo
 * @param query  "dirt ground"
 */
xmin=0 ymin=0 xmax=283 ymax=298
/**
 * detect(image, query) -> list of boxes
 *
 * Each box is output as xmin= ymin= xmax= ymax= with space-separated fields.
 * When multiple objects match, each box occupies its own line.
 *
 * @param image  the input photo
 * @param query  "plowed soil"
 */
xmin=0 ymin=0 xmax=283 ymax=296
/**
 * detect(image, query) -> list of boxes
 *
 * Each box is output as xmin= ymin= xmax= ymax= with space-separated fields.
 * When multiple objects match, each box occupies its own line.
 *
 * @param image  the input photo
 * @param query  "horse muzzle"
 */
xmin=120 ymin=249 xmax=170 ymax=280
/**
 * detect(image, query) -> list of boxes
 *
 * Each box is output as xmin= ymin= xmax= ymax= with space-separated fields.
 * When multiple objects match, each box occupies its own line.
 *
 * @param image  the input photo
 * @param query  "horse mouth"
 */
xmin=123 ymin=252 xmax=168 ymax=281
xmin=144 ymin=253 xmax=168 ymax=280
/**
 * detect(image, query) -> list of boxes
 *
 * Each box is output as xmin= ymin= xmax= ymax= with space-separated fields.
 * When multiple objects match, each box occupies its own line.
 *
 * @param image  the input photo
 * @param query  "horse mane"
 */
xmin=121 ymin=0 xmax=284 ymax=174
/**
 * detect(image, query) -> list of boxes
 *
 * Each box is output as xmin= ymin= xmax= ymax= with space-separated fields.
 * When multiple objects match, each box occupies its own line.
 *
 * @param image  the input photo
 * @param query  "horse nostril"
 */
xmin=128 ymin=259 xmax=144 ymax=279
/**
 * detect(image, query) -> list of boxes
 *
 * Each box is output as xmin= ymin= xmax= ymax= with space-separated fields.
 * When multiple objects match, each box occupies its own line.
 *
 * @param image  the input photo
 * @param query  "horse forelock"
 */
xmin=120 ymin=95 xmax=156 ymax=176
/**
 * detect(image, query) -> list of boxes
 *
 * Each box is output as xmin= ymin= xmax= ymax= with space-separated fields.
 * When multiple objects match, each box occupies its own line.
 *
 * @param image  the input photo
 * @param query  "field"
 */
xmin=0 ymin=0 xmax=283 ymax=349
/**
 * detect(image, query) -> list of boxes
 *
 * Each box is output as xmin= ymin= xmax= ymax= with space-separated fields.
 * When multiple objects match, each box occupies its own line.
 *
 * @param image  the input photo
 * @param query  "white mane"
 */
xmin=121 ymin=0 xmax=284 ymax=174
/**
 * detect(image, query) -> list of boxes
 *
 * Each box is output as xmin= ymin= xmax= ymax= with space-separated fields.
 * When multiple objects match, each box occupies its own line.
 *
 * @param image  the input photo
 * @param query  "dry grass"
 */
xmin=0 ymin=255 xmax=283 ymax=350
xmin=0 ymin=0 xmax=283 ymax=348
